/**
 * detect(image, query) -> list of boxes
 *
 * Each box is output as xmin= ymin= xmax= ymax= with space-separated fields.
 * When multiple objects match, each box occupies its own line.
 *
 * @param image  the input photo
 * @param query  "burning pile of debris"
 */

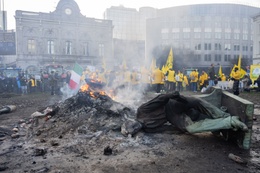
xmin=29 ymin=82 xmax=140 ymax=140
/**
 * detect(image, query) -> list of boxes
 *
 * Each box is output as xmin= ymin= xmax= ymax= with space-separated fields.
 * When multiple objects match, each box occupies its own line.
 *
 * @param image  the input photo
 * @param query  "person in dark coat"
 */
xmin=208 ymin=64 xmax=216 ymax=87
xmin=49 ymin=71 xmax=58 ymax=95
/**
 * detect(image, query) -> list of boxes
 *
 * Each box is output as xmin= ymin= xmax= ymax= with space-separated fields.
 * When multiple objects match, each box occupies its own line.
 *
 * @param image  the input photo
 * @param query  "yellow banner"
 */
xmin=250 ymin=65 xmax=260 ymax=82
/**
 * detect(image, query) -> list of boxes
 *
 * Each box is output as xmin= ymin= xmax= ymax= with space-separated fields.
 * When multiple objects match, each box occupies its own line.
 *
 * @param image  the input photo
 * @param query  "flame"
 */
xmin=80 ymin=77 xmax=116 ymax=99
xmin=80 ymin=83 xmax=109 ymax=98
xmin=80 ymin=84 xmax=90 ymax=92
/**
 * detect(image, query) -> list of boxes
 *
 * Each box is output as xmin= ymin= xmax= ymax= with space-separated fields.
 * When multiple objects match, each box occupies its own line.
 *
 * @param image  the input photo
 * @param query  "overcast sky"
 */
xmin=2 ymin=0 xmax=260 ymax=30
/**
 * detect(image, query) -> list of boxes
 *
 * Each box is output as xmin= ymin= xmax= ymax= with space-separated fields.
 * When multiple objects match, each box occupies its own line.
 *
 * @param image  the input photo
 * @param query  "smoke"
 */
xmin=110 ymin=85 xmax=145 ymax=110
xmin=60 ymin=83 xmax=80 ymax=101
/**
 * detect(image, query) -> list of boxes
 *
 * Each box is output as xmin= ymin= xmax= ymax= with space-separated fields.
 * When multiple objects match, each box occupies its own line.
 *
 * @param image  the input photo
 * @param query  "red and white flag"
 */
xmin=69 ymin=63 xmax=83 ymax=90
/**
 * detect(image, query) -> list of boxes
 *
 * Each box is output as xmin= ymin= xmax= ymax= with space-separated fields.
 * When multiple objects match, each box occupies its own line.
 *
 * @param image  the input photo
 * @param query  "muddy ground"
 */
xmin=0 ymin=90 xmax=259 ymax=173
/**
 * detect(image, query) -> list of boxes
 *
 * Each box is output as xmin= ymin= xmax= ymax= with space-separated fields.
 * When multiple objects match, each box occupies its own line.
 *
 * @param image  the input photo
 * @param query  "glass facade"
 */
xmin=146 ymin=4 xmax=260 ymax=69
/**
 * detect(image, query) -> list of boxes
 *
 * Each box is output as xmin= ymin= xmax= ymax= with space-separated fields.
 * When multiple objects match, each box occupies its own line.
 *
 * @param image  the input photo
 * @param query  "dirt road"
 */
xmin=0 ymin=91 xmax=259 ymax=173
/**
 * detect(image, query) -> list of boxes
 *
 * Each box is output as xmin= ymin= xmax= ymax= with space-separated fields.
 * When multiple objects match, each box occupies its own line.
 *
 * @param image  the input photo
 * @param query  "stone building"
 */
xmin=15 ymin=0 xmax=113 ymax=70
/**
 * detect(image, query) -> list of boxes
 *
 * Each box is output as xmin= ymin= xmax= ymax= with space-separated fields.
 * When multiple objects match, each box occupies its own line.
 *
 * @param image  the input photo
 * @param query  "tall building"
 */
xmin=104 ymin=6 xmax=156 ymax=67
xmin=146 ymin=4 xmax=260 ymax=73
xmin=104 ymin=6 xmax=156 ymax=41
xmin=252 ymin=12 xmax=260 ymax=64
xmin=0 ymin=10 xmax=7 ymax=30
xmin=0 ymin=5 xmax=15 ymax=67
xmin=15 ymin=0 xmax=113 ymax=70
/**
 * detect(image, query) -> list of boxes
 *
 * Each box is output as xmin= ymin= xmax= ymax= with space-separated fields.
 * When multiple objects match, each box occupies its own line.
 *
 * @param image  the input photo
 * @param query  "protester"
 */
xmin=49 ymin=71 xmax=58 ymax=95
xmin=152 ymin=68 xmax=164 ymax=93
xmin=176 ymin=70 xmax=184 ymax=92
xmin=190 ymin=69 xmax=198 ymax=92
xmin=165 ymin=68 xmax=176 ymax=93
xmin=28 ymin=75 xmax=36 ymax=93
xmin=254 ymin=75 xmax=260 ymax=92
xmin=231 ymin=67 xmax=241 ymax=96
xmin=20 ymin=75 xmax=28 ymax=95
xmin=208 ymin=64 xmax=216 ymax=87
xmin=199 ymin=71 xmax=208 ymax=90
xmin=221 ymin=73 xmax=226 ymax=81
xmin=241 ymin=75 xmax=252 ymax=92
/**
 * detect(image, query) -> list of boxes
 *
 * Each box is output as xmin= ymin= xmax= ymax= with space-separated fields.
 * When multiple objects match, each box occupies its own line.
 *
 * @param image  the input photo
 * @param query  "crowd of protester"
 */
xmin=0 ymin=64 xmax=259 ymax=96
xmin=0 ymin=69 xmax=71 ymax=95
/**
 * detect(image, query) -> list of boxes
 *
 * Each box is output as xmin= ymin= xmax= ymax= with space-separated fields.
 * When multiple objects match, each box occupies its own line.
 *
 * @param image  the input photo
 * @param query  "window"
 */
xmin=66 ymin=41 xmax=72 ymax=55
xmin=195 ymin=44 xmax=201 ymax=50
xmin=234 ymin=44 xmax=240 ymax=51
xmin=214 ymin=43 xmax=221 ymax=50
xmin=234 ymin=33 xmax=240 ymax=40
xmin=242 ymin=46 xmax=248 ymax=52
xmin=204 ymin=54 xmax=211 ymax=61
xmin=47 ymin=40 xmax=54 ymax=54
xmin=204 ymin=43 xmax=211 ymax=50
xmin=234 ymin=55 xmax=239 ymax=59
xmin=28 ymin=39 xmax=36 ymax=53
xmin=214 ymin=54 xmax=221 ymax=62
xmin=99 ymin=43 xmax=104 ymax=57
xmin=215 ymin=33 xmax=221 ymax=39
xmin=242 ymin=34 xmax=248 ymax=40
xmin=224 ymin=44 xmax=231 ymax=50
xmin=224 ymin=54 xmax=231 ymax=61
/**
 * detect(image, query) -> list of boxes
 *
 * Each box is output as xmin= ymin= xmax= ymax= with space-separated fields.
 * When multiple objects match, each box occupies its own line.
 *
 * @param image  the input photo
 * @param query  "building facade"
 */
xmin=146 ymin=4 xmax=260 ymax=73
xmin=15 ymin=0 xmax=113 ymax=70
xmin=104 ymin=6 xmax=156 ymax=67
xmin=0 ymin=30 xmax=16 ymax=67
xmin=253 ymin=12 xmax=260 ymax=64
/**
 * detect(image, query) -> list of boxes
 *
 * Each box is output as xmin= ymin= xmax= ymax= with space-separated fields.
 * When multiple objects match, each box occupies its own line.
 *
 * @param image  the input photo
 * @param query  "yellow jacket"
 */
xmin=221 ymin=74 xmax=226 ymax=81
xmin=190 ymin=71 xmax=198 ymax=82
xmin=152 ymin=68 xmax=164 ymax=84
xmin=199 ymin=72 xmax=208 ymax=86
xmin=167 ymin=70 xmax=176 ymax=82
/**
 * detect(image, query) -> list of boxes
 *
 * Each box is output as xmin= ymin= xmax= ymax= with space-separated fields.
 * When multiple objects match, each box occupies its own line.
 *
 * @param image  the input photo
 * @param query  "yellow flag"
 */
xmin=218 ymin=65 xmax=223 ymax=77
xmin=230 ymin=64 xmax=246 ymax=79
xmin=240 ymin=69 xmax=246 ymax=79
xmin=165 ymin=47 xmax=173 ymax=69
xmin=238 ymin=54 xmax=242 ymax=70
xmin=161 ymin=65 xmax=168 ymax=74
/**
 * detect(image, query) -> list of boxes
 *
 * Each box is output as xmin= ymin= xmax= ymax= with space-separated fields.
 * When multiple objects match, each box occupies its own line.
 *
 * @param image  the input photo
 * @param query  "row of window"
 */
xmin=194 ymin=43 xmax=252 ymax=51
xmin=194 ymin=54 xmax=252 ymax=62
xmin=163 ymin=32 xmax=251 ymax=40
xmin=27 ymin=39 xmax=105 ymax=56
